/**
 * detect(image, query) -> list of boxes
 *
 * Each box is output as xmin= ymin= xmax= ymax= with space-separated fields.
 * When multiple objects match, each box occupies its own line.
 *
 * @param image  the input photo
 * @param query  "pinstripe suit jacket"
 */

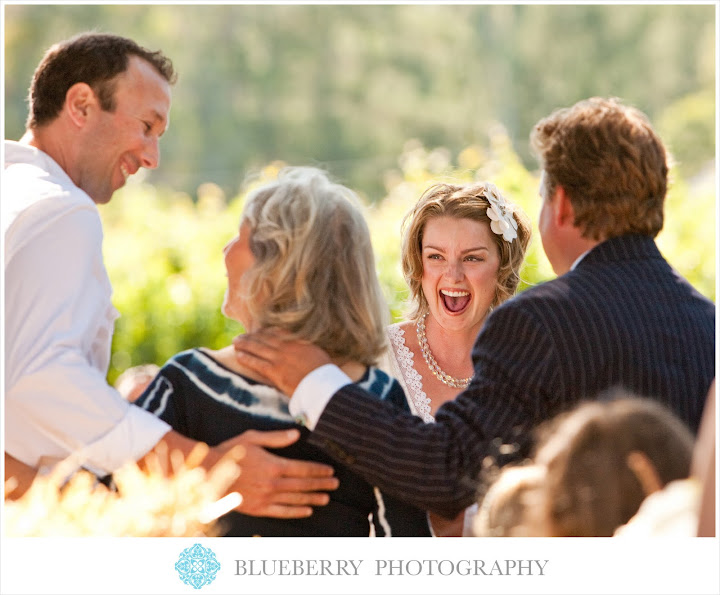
xmin=309 ymin=234 xmax=716 ymax=517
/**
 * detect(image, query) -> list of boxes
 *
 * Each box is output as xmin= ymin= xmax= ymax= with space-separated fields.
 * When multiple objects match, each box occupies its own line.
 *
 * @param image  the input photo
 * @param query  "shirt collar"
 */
xmin=570 ymin=249 xmax=591 ymax=271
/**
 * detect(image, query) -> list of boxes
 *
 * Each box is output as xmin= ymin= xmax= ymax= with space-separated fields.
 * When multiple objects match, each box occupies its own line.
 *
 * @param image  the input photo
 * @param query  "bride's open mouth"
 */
xmin=440 ymin=289 xmax=471 ymax=314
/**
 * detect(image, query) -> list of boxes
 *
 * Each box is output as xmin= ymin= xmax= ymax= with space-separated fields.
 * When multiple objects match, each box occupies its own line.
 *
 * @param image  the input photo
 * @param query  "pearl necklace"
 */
xmin=416 ymin=313 xmax=473 ymax=389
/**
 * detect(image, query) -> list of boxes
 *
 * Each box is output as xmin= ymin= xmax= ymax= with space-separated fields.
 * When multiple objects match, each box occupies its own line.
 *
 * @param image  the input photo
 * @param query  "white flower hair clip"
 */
xmin=483 ymin=183 xmax=518 ymax=243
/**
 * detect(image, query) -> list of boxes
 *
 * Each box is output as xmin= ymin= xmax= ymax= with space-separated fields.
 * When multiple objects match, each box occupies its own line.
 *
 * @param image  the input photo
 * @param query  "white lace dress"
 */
xmin=378 ymin=322 xmax=479 ymax=536
xmin=378 ymin=323 xmax=434 ymax=423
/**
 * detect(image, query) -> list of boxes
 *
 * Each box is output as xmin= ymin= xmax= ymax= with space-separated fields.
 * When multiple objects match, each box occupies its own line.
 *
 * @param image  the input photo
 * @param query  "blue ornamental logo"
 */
xmin=175 ymin=543 xmax=221 ymax=589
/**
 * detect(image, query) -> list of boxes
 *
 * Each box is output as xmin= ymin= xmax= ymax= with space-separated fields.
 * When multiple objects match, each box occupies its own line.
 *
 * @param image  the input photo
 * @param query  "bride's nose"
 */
xmin=444 ymin=260 xmax=464 ymax=282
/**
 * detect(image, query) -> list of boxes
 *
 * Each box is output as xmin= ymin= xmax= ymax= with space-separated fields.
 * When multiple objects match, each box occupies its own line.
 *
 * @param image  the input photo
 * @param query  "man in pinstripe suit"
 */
xmin=234 ymin=97 xmax=715 ymax=519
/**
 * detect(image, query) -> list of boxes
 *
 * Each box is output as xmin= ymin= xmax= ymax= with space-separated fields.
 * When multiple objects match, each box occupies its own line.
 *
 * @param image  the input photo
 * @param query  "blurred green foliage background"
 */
xmin=4 ymin=4 xmax=715 ymax=384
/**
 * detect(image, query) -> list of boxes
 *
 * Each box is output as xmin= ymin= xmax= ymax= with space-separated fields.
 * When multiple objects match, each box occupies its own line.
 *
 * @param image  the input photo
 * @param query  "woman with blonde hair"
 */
xmin=379 ymin=181 xmax=531 ymax=535
xmin=137 ymin=167 xmax=431 ymax=536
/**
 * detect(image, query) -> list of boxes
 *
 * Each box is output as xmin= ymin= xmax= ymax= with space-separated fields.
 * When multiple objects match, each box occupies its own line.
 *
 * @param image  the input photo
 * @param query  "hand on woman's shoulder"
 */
xmin=200 ymin=345 xmax=269 ymax=384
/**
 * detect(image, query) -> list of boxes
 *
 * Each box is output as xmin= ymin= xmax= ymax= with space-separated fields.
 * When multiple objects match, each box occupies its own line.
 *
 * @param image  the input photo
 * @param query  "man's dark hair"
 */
xmin=27 ymin=32 xmax=176 ymax=129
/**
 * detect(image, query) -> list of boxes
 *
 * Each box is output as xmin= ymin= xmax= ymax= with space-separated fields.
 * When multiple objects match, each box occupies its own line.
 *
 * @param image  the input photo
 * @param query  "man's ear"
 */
xmin=626 ymin=450 xmax=664 ymax=497
xmin=553 ymin=185 xmax=576 ymax=228
xmin=64 ymin=82 xmax=97 ymax=128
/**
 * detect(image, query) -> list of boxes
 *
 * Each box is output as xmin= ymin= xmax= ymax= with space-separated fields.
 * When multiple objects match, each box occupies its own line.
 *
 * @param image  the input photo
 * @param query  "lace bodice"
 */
xmin=384 ymin=324 xmax=434 ymax=423
xmin=381 ymin=324 xmax=480 ymax=536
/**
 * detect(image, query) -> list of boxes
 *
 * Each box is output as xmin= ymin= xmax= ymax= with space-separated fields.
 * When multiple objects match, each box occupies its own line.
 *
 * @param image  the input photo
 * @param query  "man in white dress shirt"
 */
xmin=3 ymin=33 xmax=337 ymax=514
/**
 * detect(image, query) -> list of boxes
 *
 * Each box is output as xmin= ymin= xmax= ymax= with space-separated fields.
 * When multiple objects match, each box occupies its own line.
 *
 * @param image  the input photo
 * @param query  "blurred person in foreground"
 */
xmin=532 ymin=396 xmax=694 ymax=537
xmin=378 ymin=181 xmax=531 ymax=535
xmin=472 ymin=463 xmax=545 ymax=537
xmin=614 ymin=380 xmax=716 ymax=537
xmin=232 ymin=97 xmax=715 ymax=521
xmin=136 ymin=167 xmax=432 ymax=536
xmin=3 ymin=33 xmax=337 ymax=513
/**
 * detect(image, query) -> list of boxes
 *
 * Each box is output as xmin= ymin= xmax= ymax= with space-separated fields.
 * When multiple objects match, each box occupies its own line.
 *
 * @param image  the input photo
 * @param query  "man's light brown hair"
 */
xmin=531 ymin=97 xmax=669 ymax=240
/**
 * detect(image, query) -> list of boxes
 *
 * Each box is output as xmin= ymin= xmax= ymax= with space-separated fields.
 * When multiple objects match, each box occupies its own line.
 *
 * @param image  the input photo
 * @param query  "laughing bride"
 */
xmin=379 ymin=181 xmax=531 ymax=536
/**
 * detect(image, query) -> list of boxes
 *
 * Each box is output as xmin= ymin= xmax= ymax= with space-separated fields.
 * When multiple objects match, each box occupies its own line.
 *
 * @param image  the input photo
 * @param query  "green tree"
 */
xmin=5 ymin=4 xmax=715 ymax=198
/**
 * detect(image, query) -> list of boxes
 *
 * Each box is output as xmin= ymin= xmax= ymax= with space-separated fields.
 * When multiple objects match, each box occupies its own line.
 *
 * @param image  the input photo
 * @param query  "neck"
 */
xmin=20 ymin=129 xmax=42 ymax=150
xmin=416 ymin=313 xmax=476 ymax=389
xmin=423 ymin=313 xmax=480 ymax=363
xmin=21 ymin=125 xmax=78 ymax=188
xmin=555 ymin=235 xmax=602 ymax=275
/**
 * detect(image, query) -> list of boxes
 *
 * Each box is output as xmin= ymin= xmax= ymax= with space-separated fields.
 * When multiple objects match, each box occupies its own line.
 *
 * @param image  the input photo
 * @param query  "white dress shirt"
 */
xmin=3 ymin=140 xmax=170 ymax=474
xmin=289 ymin=365 xmax=351 ymax=430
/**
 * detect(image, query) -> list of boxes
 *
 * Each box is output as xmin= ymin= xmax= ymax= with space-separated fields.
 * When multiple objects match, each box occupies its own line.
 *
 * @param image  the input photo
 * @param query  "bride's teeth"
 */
xmin=120 ymin=165 xmax=129 ymax=180
xmin=441 ymin=289 xmax=470 ymax=297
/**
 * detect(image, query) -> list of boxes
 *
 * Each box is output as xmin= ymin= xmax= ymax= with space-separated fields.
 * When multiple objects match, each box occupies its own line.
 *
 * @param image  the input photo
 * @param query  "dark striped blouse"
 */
xmin=135 ymin=348 xmax=432 ymax=537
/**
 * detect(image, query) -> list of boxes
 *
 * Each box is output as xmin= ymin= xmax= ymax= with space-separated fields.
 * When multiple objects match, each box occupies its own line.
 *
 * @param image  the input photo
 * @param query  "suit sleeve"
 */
xmin=307 ymin=303 xmax=560 ymax=518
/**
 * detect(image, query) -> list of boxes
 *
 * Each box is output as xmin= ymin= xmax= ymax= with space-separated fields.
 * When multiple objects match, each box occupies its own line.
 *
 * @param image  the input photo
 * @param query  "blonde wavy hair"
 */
xmin=238 ymin=167 xmax=388 ymax=366
xmin=401 ymin=182 xmax=532 ymax=320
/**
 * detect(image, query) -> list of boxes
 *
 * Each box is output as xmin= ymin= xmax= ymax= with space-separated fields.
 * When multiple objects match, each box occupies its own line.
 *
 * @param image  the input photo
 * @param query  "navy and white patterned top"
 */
xmin=135 ymin=348 xmax=431 ymax=537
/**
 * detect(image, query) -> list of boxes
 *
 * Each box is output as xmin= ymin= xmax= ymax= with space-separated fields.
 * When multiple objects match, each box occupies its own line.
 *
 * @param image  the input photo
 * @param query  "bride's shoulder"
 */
xmin=388 ymin=319 xmax=414 ymax=336
xmin=387 ymin=320 xmax=418 ymax=349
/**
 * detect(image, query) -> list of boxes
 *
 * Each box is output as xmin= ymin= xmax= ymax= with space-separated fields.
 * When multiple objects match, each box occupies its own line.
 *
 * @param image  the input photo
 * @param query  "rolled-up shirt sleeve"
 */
xmin=4 ymin=201 xmax=169 ymax=474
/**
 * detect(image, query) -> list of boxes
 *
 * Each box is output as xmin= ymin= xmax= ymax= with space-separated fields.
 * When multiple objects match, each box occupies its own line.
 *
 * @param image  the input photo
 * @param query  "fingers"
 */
xmin=232 ymin=330 xmax=314 ymax=367
xmin=232 ymin=333 xmax=283 ymax=363
xmin=233 ymin=330 xmax=333 ymax=396
xmin=220 ymin=433 xmax=337 ymax=480
xmin=233 ymin=341 xmax=280 ymax=384
xmin=236 ymin=429 xmax=303 ymax=449
xmin=232 ymin=489 xmax=334 ymax=518
xmin=228 ymin=472 xmax=339 ymax=497
xmin=226 ymin=441 xmax=340 ymax=519
xmin=247 ymin=504 xmax=314 ymax=519
xmin=267 ymin=491 xmax=330 ymax=506
xmin=271 ymin=476 xmax=339 ymax=493
xmin=236 ymin=434 xmax=337 ymax=478
xmin=275 ymin=457 xmax=337 ymax=479
xmin=233 ymin=328 xmax=294 ymax=347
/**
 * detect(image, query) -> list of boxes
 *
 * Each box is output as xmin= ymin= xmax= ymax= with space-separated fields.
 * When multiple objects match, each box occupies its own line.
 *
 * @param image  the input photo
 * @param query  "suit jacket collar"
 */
xmin=576 ymin=234 xmax=662 ymax=268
